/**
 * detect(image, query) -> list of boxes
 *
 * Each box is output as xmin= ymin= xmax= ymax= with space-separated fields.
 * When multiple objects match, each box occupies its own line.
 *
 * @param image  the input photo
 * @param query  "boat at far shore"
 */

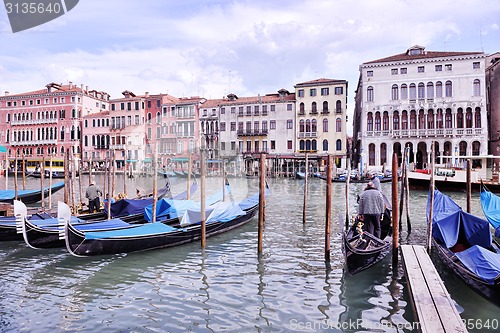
xmin=408 ymin=168 xmax=500 ymax=192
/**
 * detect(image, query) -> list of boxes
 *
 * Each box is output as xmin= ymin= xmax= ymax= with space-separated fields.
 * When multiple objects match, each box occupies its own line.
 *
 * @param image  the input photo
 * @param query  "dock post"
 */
xmin=48 ymin=156 xmax=53 ymax=211
xmin=41 ymin=156 xmax=45 ymax=211
xmin=392 ymin=152 xmax=399 ymax=268
xmin=22 ymin=154 xmax=26 ymax=190
xmin=152 ymin=150 xmax=158 ymax=223
xmin=325 ymin=154 xmax=333 ymax=261
xmin=345 ymin=156 xmax=351 ymax=230
xmin=303 ymin=152 xmax=308 ymax=224
xmin=466 ymin=158 xmax=471 ymax=213
xmin=427 ymin=143 xmax=435 ymax=253
xmin=14 ymin=151 xmax=18 ymax=200
xmin=187 ymin=153 xmax=192 ymax=200
xmin=258 ymin=153 xmax=266 ymax=253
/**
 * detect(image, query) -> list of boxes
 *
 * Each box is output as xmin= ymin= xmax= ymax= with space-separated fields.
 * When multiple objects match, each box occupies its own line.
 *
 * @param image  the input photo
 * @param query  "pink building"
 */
xmin=0 ymin=82 xmax=109 ymax=172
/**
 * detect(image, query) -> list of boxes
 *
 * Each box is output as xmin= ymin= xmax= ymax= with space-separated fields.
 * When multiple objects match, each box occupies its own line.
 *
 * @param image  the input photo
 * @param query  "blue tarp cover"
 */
xmin=0 ymin=181 xmax=64 ymax=200
xmin=455 ymin=245 xmax=500 ymax=284
xmin=480 ymin=189 xmax=500 ymax=238
xmin=85 ymin=222 xmax=177 ymax=240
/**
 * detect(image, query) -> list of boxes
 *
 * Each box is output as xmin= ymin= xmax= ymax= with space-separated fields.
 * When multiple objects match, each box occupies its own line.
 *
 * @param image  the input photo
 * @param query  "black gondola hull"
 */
xmin=342 ymin=229 xmax=391 ymax=275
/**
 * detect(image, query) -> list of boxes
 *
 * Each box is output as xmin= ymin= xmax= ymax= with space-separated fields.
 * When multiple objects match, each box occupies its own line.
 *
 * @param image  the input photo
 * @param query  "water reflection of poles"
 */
xmin=152 ymin=150 xmax=158 ymax=223
xmin=256 ymin=253 xmax=271 ymax=327
xmin=466 ymin=158 xmax=471 ymax=213
xmin=14 ymin=151 xmax=18 ymax=200
xmin=200 ymin=149 xmax=207 ymax=248
xmin=77 ymin=156 xmax=82 ymax=211
xmin=71 ymin=151 xmax=77 ymax=213
xmin=392 ymin=152 xmax=399 ymax=269
xmin=22 ymin=154 xmax=26 ymax=190
xmin=325 ymin=155 xmax=333 ymax=261
xmin=345 ymin=156 xmax=351 ymax=230
xmin=48 ymin=156 xmax=53 ymax=211
xmin=302 ymin=152 xmax=308 ymax=224
xmin=257 ymin=153 xmax=266 ymax=253
xmin=63 ymin=148 xmax=69 ymax=204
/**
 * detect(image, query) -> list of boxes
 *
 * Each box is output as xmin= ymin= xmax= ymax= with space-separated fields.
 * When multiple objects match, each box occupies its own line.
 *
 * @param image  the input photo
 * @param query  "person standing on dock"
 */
xmin=86 ymin=181 xmax=102 ymax=213
xmin=358 ymin=181 xmax=384 ymax=238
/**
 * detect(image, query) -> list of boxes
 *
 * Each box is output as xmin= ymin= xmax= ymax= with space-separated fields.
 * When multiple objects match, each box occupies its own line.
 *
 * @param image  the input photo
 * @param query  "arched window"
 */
xmin=427 ymin=82 xmax=434 ymax=99
xmin=156 ymin=111 xmax=161 ymax=124
xmin=367 ymin=113 xmax=373 ymax=131
xmin=445 ymin=81 xmax=453 ymax=97
xmin=393 ymin=111 xmax=400 ymax=130
xmin=336 ymin=118 xmax=342 ymax=132
xmin=336 ymin=100 xmax=342 ymax=113
xmin=427 ymin=110 xmax=434 ymax=129
xmin=311 ymin=119 xmax=317 ymax=132
xmin=336 ymin=139 xmax=342 ymax=151
xmin=409 ymin=83 xmax=416 ymax=99
xmin=445 ymin=109 xmax=452 ymax=128
xmin=323 ymin=118 xmax=328 ymax=132
xmin=475 ymin=107 xmax=481 ymax=128
xmin=473 ymin=79 xmax=481 ymax=96
xmin=380 ymin=143 xmax=387 ymax=165
xmin=299 ymin=119 xmax=305 ymax=133
xmin=311 ymin=140 xmax=317 ymax=151
xmin=299 ymin=140 xmax=305 ymax=151
xmin=369 ymin=143 xmax=375 ymax=166
xmin=374 ymin=112 xmax=381 ymax=131
xmin=457 ymin=108 xmax=464 ymax=128
xmin=466 ymin=108 xmax=473 ymax=128
xmin=305 ymin=119 xmax=311 ymax=132
xmin=322 ymin=101 xmax=328 ymax=113
xmin=409 ymin=111 xmax=416 ymax=129
xmin=459 ymin=141 xmax=467 ymax=156
xmin=147 ymin=113 xmax=152 ymax=124
xmin=311 ymin=102 xmax=317 ymax=113
xmin=323 ymin=139 xmax=328 ymax=151
xmin=367 ymin=86 xmax=374 ymax=101
xmin=305 ymin=140 xmax=311 ymax=151
xmin=382 ymin=111 xmax=389 ymax=131
xmin=299 ymin=102 xmax=305 ymax=114
xmin=436 ymin=81 xmax=443 ymax=97
xmin=391 ymin=84 xmax=399 ymax=100
xmin=417 ymin=82 xmax=425 ymax=99
xmin=436 ymin=109 xmax=443 ymax=128
xmin=401 ymin=84 xmax=408 ymax=100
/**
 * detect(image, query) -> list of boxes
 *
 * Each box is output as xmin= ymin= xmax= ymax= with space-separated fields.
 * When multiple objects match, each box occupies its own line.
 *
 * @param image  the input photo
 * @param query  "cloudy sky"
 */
xmin=1 ymin=0 xmax=499 ymax=123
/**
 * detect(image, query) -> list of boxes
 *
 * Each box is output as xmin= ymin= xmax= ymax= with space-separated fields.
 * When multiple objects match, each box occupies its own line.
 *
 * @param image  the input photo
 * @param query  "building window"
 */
xmin=393 ymin=111 xmax=399 ymax=130
xmin=427 ymin=82 xmax=434 ymax=99
xmin=445 ymin=81 xmax=453 ymax=97
xmin=475 ymin=107 xmax=481 ymax=128
xmin=391 ymin=84 xmax=399 ymax=100
xmin=336 ymin=118 xmax=342 ymax=132
xmin=408 ymin=83 xmax=416 ymax=100
xmin=221 ymin=107 xmax=225 ymax=114
xmin=231 ymin=107 xmax=236 ymax=113
xmin=374 ymin=112 xmax=381 ymax=131
xmin=298 ymin=89 xmax=304 ymax=97
xmin=311 ymin=102 xmax=317 ymax=113
xmin=287 ymin=104 xmax=293 ymax=111
xmin=417 ymin=83 xmax=425 ymax=99
xmin=334 ymin=87 xmax=343 ymax=95
xmin=445 ymin=109 xmax=452 ymax=128
xmin=367 ymin=86 xmax=374 ymax=102
xmin=401 ymin=84 xmax=408 ymax=100
xmin=270 ymin=120 xmax=276 ymax=129
xmin=336 ymin=139 xmax=342 ymax=151
xmin=400 ymin=68 xmax=407 ymax=74
xmin=220 ymin=122 xmax=226 ymax=131
xmin=445 ymin=64 xmax=452 ymax=71
xmin=435 ymin=65 xmax=442 ymax=72
xmin=246 ymin=106 xmax=251 ymax=115
xmin=417 ymin=66 xmax=425 ymax=73
xmin=321 ymin=87 xmax=329 ymax=96
xmin=323 ymin=119 xmax=328 ymax=132
xmin=367 ymin=70 xmax=373 ymax=77
xmin=254 ymin=105 xmax=259 ymax=115
xmin=287 ymin=140 xmax=292 ymax=150
xmin=310 ymin=88 xmax=316 ymax=97
xmin=436 ymin=81 xmax=443 ymax=98
xmin=473 ymin=79 xmax=481 ymax=96
xmin=262 ymin=105 xmax=268 ymax=115
xmin=271 ymin=140 xmax=276 ymax=150
xmin=270 ymin=105 xmax=275 ymax=112
xmin=287 ymin=119 xmax=293 ymax=129
xmin=391 ymin=68 xmax=398 ymax=75
xmin=322 ymin=139 xmax=328 ymax=151
xmin=230 ymin=122 xmax=236 ymax=131
xmin=367 ymin=113 xmax=373 ymax=131
xmin=473 ymin=62 xmax=480 ymax=69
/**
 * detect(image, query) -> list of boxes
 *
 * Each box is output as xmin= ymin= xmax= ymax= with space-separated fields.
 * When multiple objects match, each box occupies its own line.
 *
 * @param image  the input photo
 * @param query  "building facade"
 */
xmin=0 ymin=82 xmax=109 ymax=171
xmin=353 ymin=45 xmax=488 ymax=173
xmin=294 ymin=78 xmax=348 ymax=169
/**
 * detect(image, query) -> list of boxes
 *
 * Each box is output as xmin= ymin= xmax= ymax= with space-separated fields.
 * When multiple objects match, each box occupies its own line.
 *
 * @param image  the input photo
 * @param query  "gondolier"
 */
xmin=357 ymin=181 xmax=384 ymax=238
xmin=86 ymin=181 xmax=102 ymax=213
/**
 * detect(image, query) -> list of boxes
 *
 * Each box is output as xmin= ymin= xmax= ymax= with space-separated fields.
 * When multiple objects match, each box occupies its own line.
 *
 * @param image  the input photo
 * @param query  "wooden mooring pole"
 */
xmin=258 ymin=153 xmax=266 ymax=253
xmin=325 ymin=155 xmax=333 ymax=260
xmin=392 ymin=153 xmax=399 ymax=268
xmin=427 ymin=143 xmax=435 ymax=253
xmin=466 ymin=158 xmax=471 ymax=213
xmin=302 ymin=152 xmax=308 ymax=224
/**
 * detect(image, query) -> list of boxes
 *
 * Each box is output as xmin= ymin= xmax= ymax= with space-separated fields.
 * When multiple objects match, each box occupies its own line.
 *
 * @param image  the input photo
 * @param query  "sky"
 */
xmin=1 ymin=0 xmax=499 ymax=130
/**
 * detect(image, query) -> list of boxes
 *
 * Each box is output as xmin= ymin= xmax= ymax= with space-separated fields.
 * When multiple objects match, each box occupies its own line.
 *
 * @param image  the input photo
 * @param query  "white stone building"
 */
xmin=353 ymin=45 xmax=488 ymax=173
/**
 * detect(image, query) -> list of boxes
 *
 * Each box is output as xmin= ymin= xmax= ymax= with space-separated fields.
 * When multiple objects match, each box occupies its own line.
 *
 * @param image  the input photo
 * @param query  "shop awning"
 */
xmin=0 ymin=146 xmax=6 ymax=153
xmin=126 ymin=159 xmax=138 ymax=162
xmin=172 ymin=157 xmax=189 ymax=162
xmin=143 ymin=158 xmax=153 ymax=163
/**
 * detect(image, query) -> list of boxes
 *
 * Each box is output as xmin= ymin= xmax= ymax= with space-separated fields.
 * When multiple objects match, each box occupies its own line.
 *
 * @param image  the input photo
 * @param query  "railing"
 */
xmin=365 ymin=127 xmax=484 ymax=139
xmin=10 ymin=139 xmax=58 ymax=146
xmin=109 ymin=144 xmax=125 ymax=150
xmin=237 ymin=129 xmax=268 ymax=136
xmin=11 ymin=118 xmax=58 ymax=125
xmin=298 ymin=132 xmax=317 ymax=138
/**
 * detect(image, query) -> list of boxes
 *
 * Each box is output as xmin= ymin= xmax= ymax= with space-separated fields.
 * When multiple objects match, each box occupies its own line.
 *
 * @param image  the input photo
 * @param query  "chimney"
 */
xmin=81 ymin=84 xmax=83 ymax=91
xmin=4 ymin=91 xmax=8 ymax=96
xmin=86 ymin=86 xmax=88 ymax=93
xmin=145 ymin=91 xmax=150 ymax=97
xmin=69 ymin=81 xmax=73 ymax=89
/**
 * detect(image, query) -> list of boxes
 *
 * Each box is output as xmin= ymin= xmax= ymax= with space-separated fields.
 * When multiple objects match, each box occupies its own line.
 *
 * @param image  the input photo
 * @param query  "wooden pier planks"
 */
xmin=400 ymin=245 xmax=467 ymax=333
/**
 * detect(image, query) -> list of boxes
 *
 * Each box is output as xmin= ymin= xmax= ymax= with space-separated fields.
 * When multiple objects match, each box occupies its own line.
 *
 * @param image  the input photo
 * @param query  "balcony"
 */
xmin=321 ymin=110 xmax=330 ymax=115
xmin=309 ymin=111 xmax=318 ymax=115
xmin=237 ymin=129 xmax=268 ymax=137
xmin=10 ymin=139 xmax=57 ymax=146
xmin=11 ymin=118 xmax=58 ymax=126
xmin=95 ymin=145 xmax=110 ymax=150
xmin=110 ymin=124 xmax=125 ymax=130
xmin=243 ymin=149 xmax=269 ymax=156
xmin=109 ymin=144 xmax=125 ymax=150
xmin=365 ymin=127 xmax=484 ymax=139
xmin=298 ymin=132 xmax=317 ymax=138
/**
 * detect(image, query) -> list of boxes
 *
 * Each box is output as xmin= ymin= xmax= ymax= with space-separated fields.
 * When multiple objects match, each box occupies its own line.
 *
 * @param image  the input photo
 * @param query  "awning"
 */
xmin=172 ymin=158 xmax=189 ymax=162
xmin=143 ymin=158 xmax=153 ymax=163
xmin=126 ymin=159 xmax=138 ymax=163
xmin=0 ymin=146 xmax=6 ymax=153
xmin=207 ymin=159 xmax=222 ymax=163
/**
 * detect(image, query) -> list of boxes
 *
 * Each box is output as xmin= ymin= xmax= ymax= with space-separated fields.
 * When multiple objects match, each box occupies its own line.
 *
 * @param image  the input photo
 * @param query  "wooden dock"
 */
xmin=400 ymin=245 xmax=467 ymax=333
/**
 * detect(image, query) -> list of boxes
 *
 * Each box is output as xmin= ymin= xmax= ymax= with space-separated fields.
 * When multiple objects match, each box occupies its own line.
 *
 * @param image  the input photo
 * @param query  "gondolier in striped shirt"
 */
xmin=357 ymin=181 xmax=384 ymax=239
xmin=86 ymin=181 xmax=103 ymax=213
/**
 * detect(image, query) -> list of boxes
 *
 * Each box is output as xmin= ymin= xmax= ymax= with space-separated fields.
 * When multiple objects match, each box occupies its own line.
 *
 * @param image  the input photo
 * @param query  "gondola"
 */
xmin=0 ymin=211 xmax=53 ymax=241
xmin=174 ymin=170 xmax=200 ymax=178
xmin=342 ymin=207 xmax=392 ymax=275
xmin=317 ymin=174 xmax=393 ymax=184
xmin=63 ymin=187 xmax=268 ymax=256
xmin=14 ymin=185 xmax=230 ymax=249
xmin=430 ymin=188 xmax=500 ymax=307
xmin=479 ymin=184 xmax=500 ymax=238
xmin=0 ymin=181 xmax=65 ymax=204
xmin=30 ymin=170 xmax=76 ymax=179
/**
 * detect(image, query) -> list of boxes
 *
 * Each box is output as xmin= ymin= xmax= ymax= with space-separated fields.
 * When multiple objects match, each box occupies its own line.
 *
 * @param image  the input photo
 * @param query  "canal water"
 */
xmin=0 ymin=175 xmax=498 ymax=332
